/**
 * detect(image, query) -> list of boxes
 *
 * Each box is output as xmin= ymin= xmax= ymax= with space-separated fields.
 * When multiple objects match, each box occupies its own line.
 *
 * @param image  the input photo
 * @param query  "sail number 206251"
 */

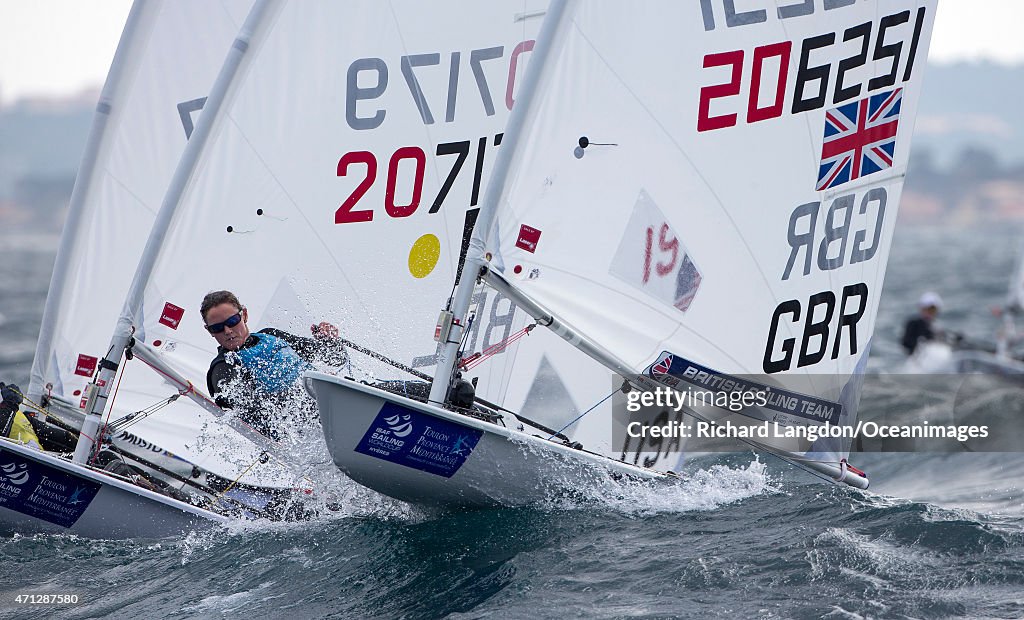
xmin=697 ymin=7 xmax=925 ymax=132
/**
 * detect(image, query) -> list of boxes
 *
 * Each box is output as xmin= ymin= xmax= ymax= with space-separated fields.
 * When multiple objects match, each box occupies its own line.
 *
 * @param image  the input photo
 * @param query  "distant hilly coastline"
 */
xmin=0 ymin=89 xmax=96 ymax=234
xmin=1 ymin=62 xmax=1022 ymax=236
xmin=915 ymin=61 xmax=1024 ymax=166
xmin=894 ymin=62 xmax=1024 ymax=223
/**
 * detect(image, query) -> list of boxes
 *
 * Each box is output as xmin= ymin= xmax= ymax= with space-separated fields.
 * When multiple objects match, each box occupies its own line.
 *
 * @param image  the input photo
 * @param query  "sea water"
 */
xmin=0 ymin=224 xmax=1022 ymax=619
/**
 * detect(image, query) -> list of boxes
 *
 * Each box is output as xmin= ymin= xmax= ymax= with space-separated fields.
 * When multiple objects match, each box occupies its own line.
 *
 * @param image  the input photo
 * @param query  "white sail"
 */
xmin=31 ymin=0 xmax=252 ymax=400
xmin=26 ymin=0 xmax=271 ymax=479
xmin=101 ymin=0 xmax=552 ymax=462
xmin=1007 ymin=243 xmax=1024 ymax=313
xmin=993 ymin=240 xmax=1024 ymax=359
xmin=485 ymin=0 xmax=938 ymax=473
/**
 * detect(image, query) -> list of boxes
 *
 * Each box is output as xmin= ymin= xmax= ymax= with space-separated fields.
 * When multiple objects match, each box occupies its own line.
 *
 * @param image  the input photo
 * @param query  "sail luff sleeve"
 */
xmin=428 ymin=0 xmax=575 ymax=404
xmin=75 ymin=0 xmax=280 ymax=463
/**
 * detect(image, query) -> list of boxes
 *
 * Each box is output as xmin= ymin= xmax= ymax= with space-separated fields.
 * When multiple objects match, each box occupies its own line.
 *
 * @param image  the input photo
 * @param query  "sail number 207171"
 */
xmin=345 ymin=43 xmax=534 ymax=131
xmin=336 ymin=41 xmax=534 ymax=224
xmin=335 ymin=134 xmax=502 ymax=224
xmin=697 ymin=7 xmax=926 ymax=132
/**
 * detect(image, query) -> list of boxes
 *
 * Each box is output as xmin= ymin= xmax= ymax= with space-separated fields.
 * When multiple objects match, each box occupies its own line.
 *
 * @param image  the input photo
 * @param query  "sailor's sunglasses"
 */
xmin=205 ymin=312 xmax=242 ymax=334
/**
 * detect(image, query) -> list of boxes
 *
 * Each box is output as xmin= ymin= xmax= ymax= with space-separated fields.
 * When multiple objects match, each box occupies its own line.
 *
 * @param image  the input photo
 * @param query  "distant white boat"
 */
xmin=2 ymin=0 xmax=287 ymax=538
xmin=904 ymin=243 xmax=1024 ymax=376
xmin=965 ymin=239 xmax=1024 ymax=375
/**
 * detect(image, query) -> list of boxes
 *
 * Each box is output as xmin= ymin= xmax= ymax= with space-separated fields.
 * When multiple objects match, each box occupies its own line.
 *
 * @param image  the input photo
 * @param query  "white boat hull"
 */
xmin=0 ymin=440 xmax=226 ymax=538
xmin=902 ymin=341 xmax=1024 ymax=377
xmin=303 ymin=372 xmax=665 ymax=508
xmin=954 ymin=350 xmax=1024 ymax=376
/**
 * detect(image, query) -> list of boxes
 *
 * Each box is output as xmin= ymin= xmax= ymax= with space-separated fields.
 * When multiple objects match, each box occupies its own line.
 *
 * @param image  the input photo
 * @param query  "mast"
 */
xmin=73 ymin=0 xmax=279 ymax=464
xmin=428 ymin=0 xmax=574 ymax=406
xmin=28 ymin=1 xmax=150 ymax=404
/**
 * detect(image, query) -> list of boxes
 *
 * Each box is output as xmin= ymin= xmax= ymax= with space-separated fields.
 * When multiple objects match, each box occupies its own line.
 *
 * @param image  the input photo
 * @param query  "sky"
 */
xmin=0 ymin=0 xmax=1021 ymax=105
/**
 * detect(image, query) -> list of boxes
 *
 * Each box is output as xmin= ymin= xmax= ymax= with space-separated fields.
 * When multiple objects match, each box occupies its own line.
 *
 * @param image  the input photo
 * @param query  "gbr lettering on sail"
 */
xmin=695 ymin=1 xmax=929 ymax=374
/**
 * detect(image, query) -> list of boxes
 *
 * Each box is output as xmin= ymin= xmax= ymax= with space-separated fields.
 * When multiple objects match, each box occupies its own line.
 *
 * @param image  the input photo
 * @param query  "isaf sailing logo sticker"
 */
xmin=1 ymin=462 xmax=29 ymax=486
xmin=356 ymin=403 xmax=484 ymax=478
xmin=384 ymin=413 xmax=413 ymax=438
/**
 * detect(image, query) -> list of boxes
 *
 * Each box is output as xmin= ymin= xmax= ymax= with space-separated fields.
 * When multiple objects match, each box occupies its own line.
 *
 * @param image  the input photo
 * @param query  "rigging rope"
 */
xmin=6 ymin=385 xmax=48 ymax=417
xmin=213 ymin=451 xmax=267 ymax=508
xmin=105 ymin=393 xmax=181 ymax=434
xmin=135 ymin=355 xmax=220 ymax=410
xmin=91 ymin=353 xmax=128 ymax=465
xmin=5 ymin=385 xmax=81 ymax=443
xmin=546 ymin=382 xmax=623 ymax=441
xmin=450 ymin=280 xmax=487 ymax=374
xmin=459 ymin=323 xmax=536 ymax=371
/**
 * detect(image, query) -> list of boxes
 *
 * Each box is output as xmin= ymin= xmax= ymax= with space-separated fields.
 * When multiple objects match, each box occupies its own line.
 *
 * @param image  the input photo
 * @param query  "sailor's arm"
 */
xmin=206 ymin=360 xmax=239 ymax=409
xmin=261 ymin=325 xmax=348 ymax=366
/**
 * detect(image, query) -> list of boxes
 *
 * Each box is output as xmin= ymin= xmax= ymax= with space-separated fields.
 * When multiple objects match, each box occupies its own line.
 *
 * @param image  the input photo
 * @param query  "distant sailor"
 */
xmin=901 ymin=291 xmax=943 ymax=355
xmin=0 ymin=382 xmax=41 ymax=450
xmin=0 ymin=382 xmax=76 ymax=452
xmin=200 ymin=290 xmax=347 ymax=436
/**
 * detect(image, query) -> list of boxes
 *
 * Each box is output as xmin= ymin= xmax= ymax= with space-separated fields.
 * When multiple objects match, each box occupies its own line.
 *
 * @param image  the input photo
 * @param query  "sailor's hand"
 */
xmin=311 ymin=322 xmax=339 ymax=341
xmin=944 ymin=330 xmax=964 ymax=345
xmin=0 ymin=383 xmax=23 ymax=408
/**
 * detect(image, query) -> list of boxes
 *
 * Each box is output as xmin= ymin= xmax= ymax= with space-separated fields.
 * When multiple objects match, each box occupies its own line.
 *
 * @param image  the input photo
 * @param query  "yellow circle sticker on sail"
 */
xmin=408 ymin=234 xmax=441 ymax=278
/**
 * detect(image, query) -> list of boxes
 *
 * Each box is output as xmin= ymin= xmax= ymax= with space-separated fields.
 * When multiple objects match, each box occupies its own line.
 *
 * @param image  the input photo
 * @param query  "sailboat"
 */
xmin=26 ymin=0 xmax=260 ymax=485
xmin=1 ymin=0 xmax=276 ymax=537
xmin=3 ymin=0 xmax=571 ymax=535
xmin=902 ymin=242 xmax=1024 ymax=376
xmin=2 ymin=0 xmax=939 ymax=532
xmin=949 ymin=243 xmax=1024 ymax=375
xmin=305 ymin=0 xmax=939 ymax=506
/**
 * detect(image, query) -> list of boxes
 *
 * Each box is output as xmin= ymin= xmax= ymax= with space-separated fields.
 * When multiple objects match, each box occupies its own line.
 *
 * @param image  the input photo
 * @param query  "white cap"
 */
xmin=918 ymin=291 xmax=943 ymax=310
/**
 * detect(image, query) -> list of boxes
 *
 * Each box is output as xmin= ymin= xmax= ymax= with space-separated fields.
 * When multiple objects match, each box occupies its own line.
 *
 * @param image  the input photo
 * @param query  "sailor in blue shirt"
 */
xmin=200 ymin=290 xmax=346 ymax=437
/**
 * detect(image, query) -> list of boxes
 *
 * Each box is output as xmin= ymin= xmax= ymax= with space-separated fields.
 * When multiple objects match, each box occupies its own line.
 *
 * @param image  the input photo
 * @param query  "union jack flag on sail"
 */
xmin=816 ymin=88 xmax=902 ymax=191
xmin=650 ymin=352 xmax=674 ymax=376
